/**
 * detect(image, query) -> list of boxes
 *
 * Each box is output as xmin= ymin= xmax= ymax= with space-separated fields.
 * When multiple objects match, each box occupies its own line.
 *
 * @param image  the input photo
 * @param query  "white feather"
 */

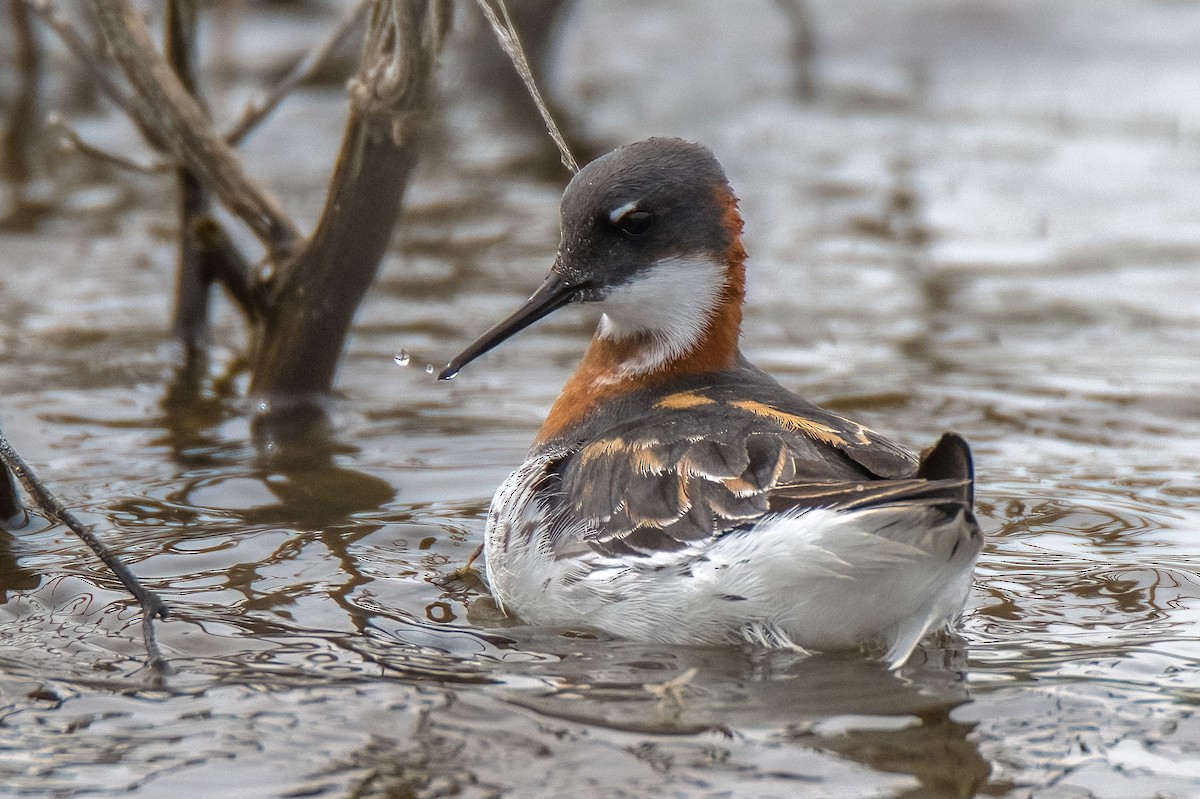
xmin=484 ymin=459 xmax=980 ymax=669
xmin=595 ymin=255 xmax=725 ymax=376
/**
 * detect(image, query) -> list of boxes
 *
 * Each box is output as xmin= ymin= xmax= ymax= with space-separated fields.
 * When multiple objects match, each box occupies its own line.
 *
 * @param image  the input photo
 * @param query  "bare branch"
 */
xmin=164 ymin=0 xmax=215 ymax=396
xmin=473 ymin=0 xmax=577 ymax=173
xmin=1 ymin=0 xmax=48 ymax=230
xmin=90 ymin=0 xmax=302 ymax=261
xmin=0 ymin=429 xmax=168 ymax=669
xmin=24 ymin=0 xmax=167 ymax=150
xmin=225 ymin=0 xmax=372 ymax=147
xmin=2 ymin=0 xmax=41 ymax=185
xmin=47 ymin=112 xmax=168 ymax=173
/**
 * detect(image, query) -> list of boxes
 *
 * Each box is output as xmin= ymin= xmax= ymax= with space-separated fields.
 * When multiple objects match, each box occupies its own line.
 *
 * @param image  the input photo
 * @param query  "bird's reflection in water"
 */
xmin=473 ymin=629 xmax=990 ymax=797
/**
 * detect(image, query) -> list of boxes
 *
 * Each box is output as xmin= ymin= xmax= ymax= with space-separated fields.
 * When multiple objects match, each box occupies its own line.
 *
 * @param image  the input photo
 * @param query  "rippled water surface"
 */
xmin=3 ymin=1 xmax=1200 ymax=797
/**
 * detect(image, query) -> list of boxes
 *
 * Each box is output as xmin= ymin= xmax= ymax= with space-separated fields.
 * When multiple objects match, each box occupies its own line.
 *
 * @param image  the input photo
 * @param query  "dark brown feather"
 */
xmin=546 ymin=374 xmax=969 ymax=559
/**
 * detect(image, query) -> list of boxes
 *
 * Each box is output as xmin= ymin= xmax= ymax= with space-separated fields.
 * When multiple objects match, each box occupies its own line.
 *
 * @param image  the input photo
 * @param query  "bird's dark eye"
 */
xmin=609 ymin=203 xmax=654 ymax=238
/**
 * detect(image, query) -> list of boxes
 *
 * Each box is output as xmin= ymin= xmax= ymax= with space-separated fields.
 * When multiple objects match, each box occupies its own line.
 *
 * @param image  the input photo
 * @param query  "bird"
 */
xmin=439 ymin=137 xmax=981 ymax=668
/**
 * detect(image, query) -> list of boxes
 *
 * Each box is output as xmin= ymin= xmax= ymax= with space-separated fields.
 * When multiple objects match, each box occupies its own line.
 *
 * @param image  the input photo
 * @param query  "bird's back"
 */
xmin=530 ymin=362 xmax=972 ymax=562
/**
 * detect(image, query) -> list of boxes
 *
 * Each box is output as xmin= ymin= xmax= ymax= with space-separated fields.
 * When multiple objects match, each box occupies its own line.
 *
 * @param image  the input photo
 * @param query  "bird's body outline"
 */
xmin=441 ymin=137 xmax=982 ymax=668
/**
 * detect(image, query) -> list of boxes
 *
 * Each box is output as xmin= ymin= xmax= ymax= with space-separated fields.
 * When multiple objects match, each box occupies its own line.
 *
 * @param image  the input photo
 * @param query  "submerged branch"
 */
xmin=0 ymin=429 xmax=168 ymax=669
xmin=31 ymin=0 xmax=451 ymax=445
xmin=250 ymin=0 xmax=450 ymax=401
xmin=0 ymin=461 xmax=27 ymax=529
xmin=165 ymin=0 xmax=215 ymax=397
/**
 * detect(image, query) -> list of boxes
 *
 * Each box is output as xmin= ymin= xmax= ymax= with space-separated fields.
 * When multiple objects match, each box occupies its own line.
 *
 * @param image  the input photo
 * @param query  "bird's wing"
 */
xmin=550 ymin=399 xmax=967 ymax=559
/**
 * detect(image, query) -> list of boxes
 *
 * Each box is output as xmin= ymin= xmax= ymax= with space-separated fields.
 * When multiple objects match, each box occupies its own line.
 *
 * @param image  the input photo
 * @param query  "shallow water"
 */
xmin=3 ymin=1 xmax=1200 ymax=797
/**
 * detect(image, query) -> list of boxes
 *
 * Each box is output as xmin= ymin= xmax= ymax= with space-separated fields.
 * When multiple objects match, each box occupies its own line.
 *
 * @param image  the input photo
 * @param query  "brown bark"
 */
xmin=250 ymin=0 xmax=449 ymax=400
xmin=164 ymin=0 xmax=215 ymax=395
xmin=1 ymin=0 xmax=46 ymax=230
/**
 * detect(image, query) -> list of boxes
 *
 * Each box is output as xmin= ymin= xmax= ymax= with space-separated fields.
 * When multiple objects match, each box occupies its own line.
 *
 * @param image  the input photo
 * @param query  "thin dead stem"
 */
xmin=0 ymin=430 xmax=169 ymax=670
xmin=225 ymin=0 xmax=372 ymax=146
xmin=47 ymin=112 xmax=169 ymax=173
xmin=23 ymin=0 xmax=166 ymax=149
xmin=472 ymin=0 xmax=578 ymax=173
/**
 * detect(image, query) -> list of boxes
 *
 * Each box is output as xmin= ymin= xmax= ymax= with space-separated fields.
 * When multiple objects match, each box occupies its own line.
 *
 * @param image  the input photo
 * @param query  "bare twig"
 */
xmin=0 ymin=429 xmax=168 ymax=669
xmin=23 ymin=0 xmax=167 ymax=150
xmin=473 ymin=0 xmax=577 ymax=173
xmin=224 ymin=0 xmax=372 ymax=147
xmin=90 ymin=0 xmax=302 ymax=261
xmin=47 ymin=112 xmax=168 ymax=173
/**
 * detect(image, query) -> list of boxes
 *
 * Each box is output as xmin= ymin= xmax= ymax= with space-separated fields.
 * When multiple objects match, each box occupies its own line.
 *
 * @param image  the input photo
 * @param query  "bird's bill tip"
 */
xmin=437 ymin=271 xmax=580 ymax=380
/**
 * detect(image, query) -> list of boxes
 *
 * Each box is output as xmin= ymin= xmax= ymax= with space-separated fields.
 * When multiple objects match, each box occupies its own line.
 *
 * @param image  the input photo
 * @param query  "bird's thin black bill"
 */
xmin=438 ymin=271 xmax=580 ymax=380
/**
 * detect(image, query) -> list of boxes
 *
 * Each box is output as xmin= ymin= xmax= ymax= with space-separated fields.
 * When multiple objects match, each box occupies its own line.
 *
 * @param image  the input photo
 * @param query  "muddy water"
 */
xmin=3 ymin=1 xmax=1200 ymax=797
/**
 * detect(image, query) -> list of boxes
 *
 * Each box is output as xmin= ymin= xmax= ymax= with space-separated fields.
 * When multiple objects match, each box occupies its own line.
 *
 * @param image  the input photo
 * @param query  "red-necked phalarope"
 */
xmin=440 ymin=137 xmax=981 ymax=668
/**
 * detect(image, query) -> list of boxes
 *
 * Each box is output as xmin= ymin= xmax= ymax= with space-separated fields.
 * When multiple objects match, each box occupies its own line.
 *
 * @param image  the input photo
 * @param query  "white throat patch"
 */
xmin=596 ymin=255 xmax=726 ymax=376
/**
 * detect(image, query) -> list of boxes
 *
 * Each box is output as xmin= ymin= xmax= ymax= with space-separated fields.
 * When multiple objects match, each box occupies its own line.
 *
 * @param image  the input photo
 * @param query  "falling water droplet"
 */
xmin=393 ymin=349 xmax=410 ymax=366
xmin=425 ymin=364 xmax=435 ymax=374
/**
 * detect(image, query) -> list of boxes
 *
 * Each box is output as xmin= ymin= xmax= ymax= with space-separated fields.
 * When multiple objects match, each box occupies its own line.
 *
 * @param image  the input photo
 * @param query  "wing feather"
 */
xmin=548 ymin=386 xmax=970 ymax=559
